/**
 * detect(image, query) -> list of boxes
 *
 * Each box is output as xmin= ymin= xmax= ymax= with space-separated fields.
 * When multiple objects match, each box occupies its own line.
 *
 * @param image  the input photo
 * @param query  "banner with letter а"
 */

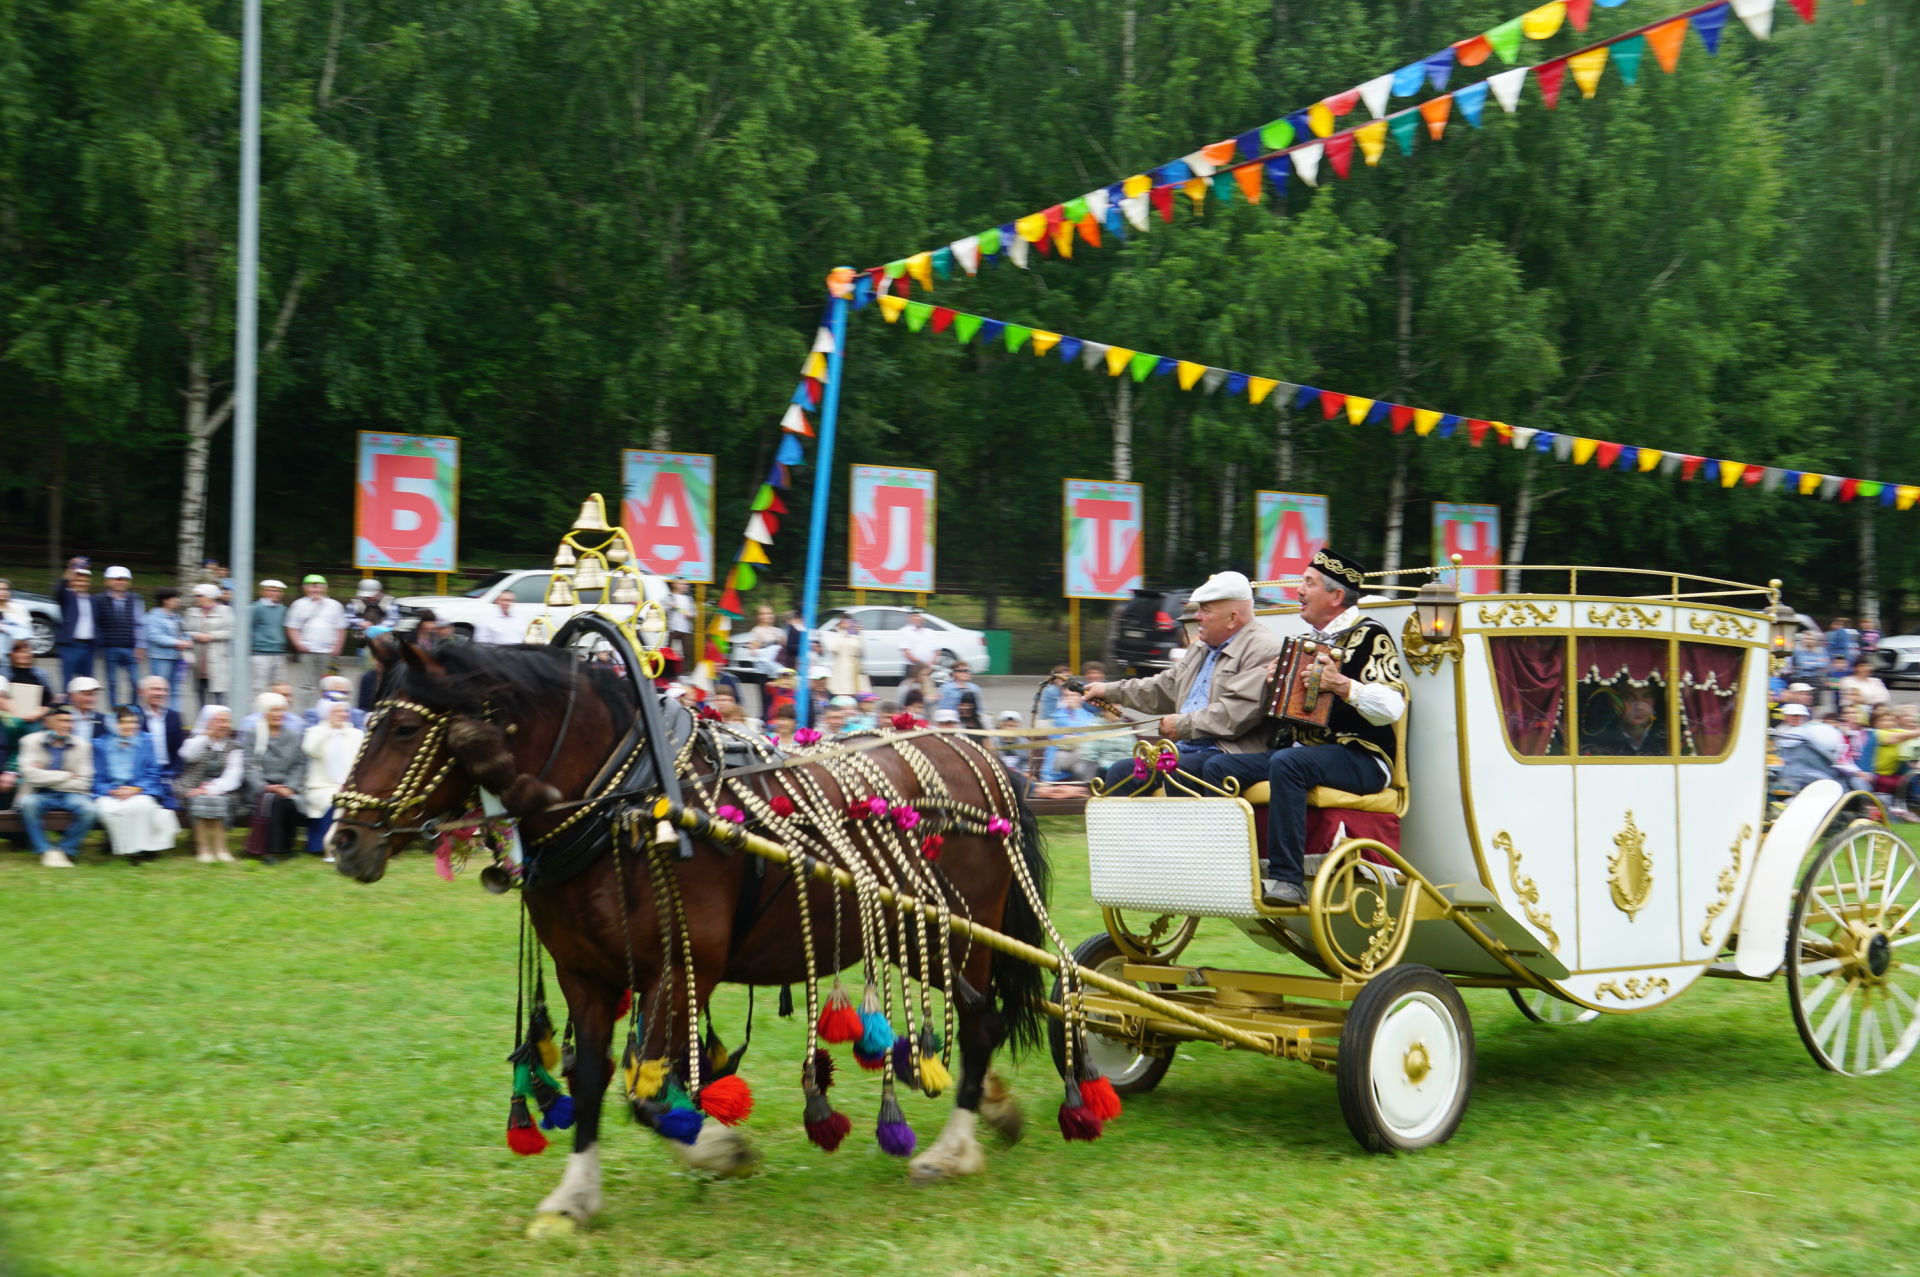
xmin=1432 ymin=502 xmax=1502 ymax=593
xmin=1063 ymin=479 xmax=1143 ymax=600
xmin=1254 ymin=491 xmax=1328 ymax=600
xmin=849 ymin=465 xmax=936 ymax=592
xmin=355 ymin=432 xmax=459 ymax=573
xmin=622 ymin=451 xmax=715 ymax=583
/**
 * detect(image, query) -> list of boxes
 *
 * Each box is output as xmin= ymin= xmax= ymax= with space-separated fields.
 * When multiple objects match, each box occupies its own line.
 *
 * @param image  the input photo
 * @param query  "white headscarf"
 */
xmin=195 ymin=705 xmax=232 ymax=734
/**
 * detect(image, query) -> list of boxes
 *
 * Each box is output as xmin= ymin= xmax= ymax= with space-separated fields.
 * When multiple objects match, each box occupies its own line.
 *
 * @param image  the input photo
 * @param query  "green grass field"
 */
xmin=3 ymin=818 xmax=1915 ymax=1277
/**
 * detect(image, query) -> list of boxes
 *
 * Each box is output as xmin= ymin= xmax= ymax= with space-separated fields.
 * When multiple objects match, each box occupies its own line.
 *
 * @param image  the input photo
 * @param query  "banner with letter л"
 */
xmin=1432 ymin=502 xmax=1502 ymax=594
xmin=1254 ymin=491 xmax=1328 ymax=600
xmin=622 ymin=451 xmax=715 ymax=583
xmin=1062 ymin=479 xmax=1143 ymax=600
xmin=355 ymin=432 xmax=459 ymax=573
xmin=849 ymin=464 xmax=936 ymax=592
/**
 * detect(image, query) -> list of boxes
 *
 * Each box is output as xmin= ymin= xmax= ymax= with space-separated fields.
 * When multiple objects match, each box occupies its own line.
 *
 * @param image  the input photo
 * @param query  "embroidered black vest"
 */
xmin=1276 ymin=617 xmax=1407 ymax=768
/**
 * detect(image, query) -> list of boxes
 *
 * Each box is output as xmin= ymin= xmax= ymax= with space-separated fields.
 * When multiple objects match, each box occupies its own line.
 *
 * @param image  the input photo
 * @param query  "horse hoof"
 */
xmin=673 ymin=1125 xmax=762 ymax=1179
xmin=908 ymin=1145 xmax=986 ymax=1184
xmin=980 ymin=1075 xmax=1024 ymax=1146
xmin=526 ymin=1211 xmax=581 ymax=1239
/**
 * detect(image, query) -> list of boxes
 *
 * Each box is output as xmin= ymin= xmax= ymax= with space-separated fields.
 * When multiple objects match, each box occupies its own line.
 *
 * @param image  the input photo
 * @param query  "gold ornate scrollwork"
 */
xmin=1101 ymin=907 xmax=1201 ymax=965
xmin=1097 ymin=740 xmax=1242 ymax=799
xmin=1307 ymin=840 xmax=1415 ymax=981
xmin=1476 ymin=601 xmax=1557 ymax=628
xmin=1608 ymin=811 xmax=1653 ymax=921
xmin=1698 ymin=824 xmax=1751 ymax=946
xmin=1593 ymin=976 xmax=1671 ymax=1002
xmin=1686 ymin=612 xmax=1758 ymax=640
xmin=1587 ymin=604 xmax=1663 ymax=630
xmin=1400 ymin=615 xmax=1465 ymax=675
xmin=1493 ymin=830 xmax=1560 ymax=952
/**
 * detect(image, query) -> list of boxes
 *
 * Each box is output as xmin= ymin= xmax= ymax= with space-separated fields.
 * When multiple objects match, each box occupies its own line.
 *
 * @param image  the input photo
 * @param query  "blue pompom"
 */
xmin=856 ymin=1010 xmax=896 ymax=1056
xmin=540 ymin=1095 xmax=575 ymax=1130
xmin=656 ymin=1105 xmax=705 ymax=1145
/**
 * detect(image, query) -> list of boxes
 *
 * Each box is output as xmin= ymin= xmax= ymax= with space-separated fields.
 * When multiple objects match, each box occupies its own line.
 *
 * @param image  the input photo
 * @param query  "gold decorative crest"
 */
xmin=1400 ymin=614 xmax=1463 ymax=675
xmin=1686 ymin=612 xmax=1758 ymax=640
xmin=1476 ymin=601 xmax=1556 ymax=628
xmin=1586 ymin=603 xmax=1663 ymax=630
xmin=1493 ymin=830 xmax=1560 ymax=953
xmin=1608 ymin=810 xmax=1653 ymax=921
xmin=1594 ymin=976 xmax=1671 ymax=1002
xmin=1698 ymin=824 xmax=1750 ymax=946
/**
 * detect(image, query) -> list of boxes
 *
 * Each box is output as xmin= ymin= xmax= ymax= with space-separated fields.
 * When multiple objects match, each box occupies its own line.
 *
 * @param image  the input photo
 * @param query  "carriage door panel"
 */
xmin=1675 ymin=636 xmax=1767 ymax=962
xmin=1572 ymin=629 xmax=1681 ymax=972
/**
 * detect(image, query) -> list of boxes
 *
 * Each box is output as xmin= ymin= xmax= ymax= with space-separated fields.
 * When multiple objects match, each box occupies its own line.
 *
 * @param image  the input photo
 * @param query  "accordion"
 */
xmin=1268 ymin=636 xmax=1335 ymax=729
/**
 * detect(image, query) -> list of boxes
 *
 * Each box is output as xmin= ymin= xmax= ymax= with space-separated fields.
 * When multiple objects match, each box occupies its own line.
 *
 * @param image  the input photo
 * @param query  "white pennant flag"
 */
xmin=810 ymin=327 xmax=835 ymax=354
xmin=780 ymin=405 xmax=809 ymax=434
xmin=1291 ymin=142 xmax=1323 ymax=187
xmin=1659 ymin=453 xmax=1682 ymax=476
xmin=1182 ymin=149 xmax=1217 ymax=179
xmin=1272 ymin=382 xmax=1300 ymax=409
xmin=1083 ymin=187 xmax=1111 ymax=224
xmin=1731 ymin=0 xmax=1774 ymax=39
xmin=1489 ymin=67 xmax=1530 ymax=114
xmin=1080 ymin=341 xmax=1110 ymax=371
xmin=1121 ymin=194 xmax=1151 ymax=232
xmin=1509 ymin=425 xmax=1537 ymax=450
xmin=1552 ymin=434 xmax=1574 ymax=461
xmin=1761 ymin=466 xmax=1785 ymax=492
xmin=1820 ymin=475 xmax=1842 ymax=500
xmin=1359 ymin=74 xmax=1395 ymax=120
xmin=949 ymin=237 xmax=980 ymax=277
xmin=1200 ymin=367 xmax=1229 ymax=394
xmin=744 ymin=514 xmax=774 ymax=545
xmin=1007 ymin=235 xmax=1030 ymax=269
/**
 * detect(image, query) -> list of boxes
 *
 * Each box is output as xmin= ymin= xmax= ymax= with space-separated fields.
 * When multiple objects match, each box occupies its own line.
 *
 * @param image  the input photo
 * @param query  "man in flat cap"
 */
xmin=1202 ymin=548 xmax=1407 ymax=905
xmin=1084 ymin=570 xmax=1285 ymax=794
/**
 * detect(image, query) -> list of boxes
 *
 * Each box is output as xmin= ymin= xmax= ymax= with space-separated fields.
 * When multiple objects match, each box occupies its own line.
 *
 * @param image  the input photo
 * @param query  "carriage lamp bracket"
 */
xmin=1765 ymin=581 xmax=1799 ymax=657
xmin=1413 ymin=558 xmax=1463 ymax=644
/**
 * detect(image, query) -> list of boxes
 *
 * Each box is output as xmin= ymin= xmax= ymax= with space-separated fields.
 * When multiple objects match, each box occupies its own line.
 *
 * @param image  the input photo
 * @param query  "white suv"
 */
xmin=396 ymin=568 xmax=668 ymax=641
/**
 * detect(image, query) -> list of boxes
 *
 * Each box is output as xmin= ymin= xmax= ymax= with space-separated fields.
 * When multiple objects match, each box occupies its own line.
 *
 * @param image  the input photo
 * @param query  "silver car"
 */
xmin=14 ymin=591 xmax=60 ymax=656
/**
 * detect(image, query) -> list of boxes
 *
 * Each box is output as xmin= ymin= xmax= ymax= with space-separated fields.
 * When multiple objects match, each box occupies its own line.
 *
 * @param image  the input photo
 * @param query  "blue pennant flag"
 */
xmin=1293 ymin=384 xmax=1320 ymax=411
xmin=790 ymin=383 xmax=814 ymax=408
xmin=1701 ymin=458 xmax=1722 ymax=484
xmin=1783 ymin=470 xmax=1802 ymax=489
xmin=1881 ymin=484 xmax=1899 ymax=507
xmin=1534 ymin=432 xmax=1556 ymax=453
xmin=1236 ymin=129 xmax=1264 ymax=161
xmin=852 ymin=274 xmax=875 ymax=309
xmin=776 ymin=435 xmax=806 ymax=467
xmin=769 ymin=464 xmax=789 ymax=488
xmin=1691 ymin=3 xmax=1730 ymax=54
xmin=1057 ymin=336 xmax=1083 ymax=363
xmin=1454 ymin=82 xmax=1488 ymax=127
xmin=994 ymin=224 xmax=1015 ymax=257
xmin=1424 ymin=49 xmax=1456 ymax=92
xmin=1154 ymin=356 xmax=1178 ymax=377
xmin=1618 ymin=446 xmax=1639 ymax=471
xmin=1264 ymin=157 xmax=1290 ymax=199
xmin=1391 ymin=62 xmax=1426 ymax=96
xmin=1437 ymin=413 xmax=1462 ymax=437
xmin=979 ymin=318 xmax=1006 ymax=345
xmin=1367 ymin=401 xmax=1392 ymax=425
xmin=1154 ymin=158 xmax=1194 ymax=185
xmin=1285 ymin=111 xmax=1312 ymax=145
xmin=1226 ymin=372 xmax=1250 ymax=397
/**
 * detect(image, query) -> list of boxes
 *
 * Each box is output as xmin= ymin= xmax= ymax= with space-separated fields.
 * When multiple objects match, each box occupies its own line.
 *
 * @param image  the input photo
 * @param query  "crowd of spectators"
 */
xmin=1770 ymin=616 xmax=1919 ymax=817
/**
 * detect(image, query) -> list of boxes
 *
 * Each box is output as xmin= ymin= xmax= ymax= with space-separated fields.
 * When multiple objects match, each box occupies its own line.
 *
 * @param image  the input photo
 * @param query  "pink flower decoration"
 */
xmin=892 ymin=805 xmax=921 ymax=831
xmin=866 ymin=795 xmax=890 ymax=818
xmin=769 ymin=795 xmax=796 ymax=818
xmin=1155 ymin=750 xmax=1179 ymax=773
xmin=715 ymin=804 xmax=746 ymax=824
xmin=921 ymin=834 xmax=944 ymax=860
xmin=794 ymin=727 xmax=822 ymax=746
xmin=1131 ymin=758 xmax=1150 ymax=781
xmin=987 ymin=816 xmax=1013 ymax=837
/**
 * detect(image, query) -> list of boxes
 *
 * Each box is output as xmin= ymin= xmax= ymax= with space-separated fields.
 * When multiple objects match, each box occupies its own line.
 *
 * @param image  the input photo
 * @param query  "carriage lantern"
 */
xmin=1766 ymin=580 xmax=1799 ymax=655
xmin=1412 ymin=571 xmax=1462 ymax=644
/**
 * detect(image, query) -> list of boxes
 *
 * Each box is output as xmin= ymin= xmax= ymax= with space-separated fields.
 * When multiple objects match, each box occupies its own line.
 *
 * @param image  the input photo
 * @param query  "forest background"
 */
xmin=1 ymin=0 xmax=1913 ymax=627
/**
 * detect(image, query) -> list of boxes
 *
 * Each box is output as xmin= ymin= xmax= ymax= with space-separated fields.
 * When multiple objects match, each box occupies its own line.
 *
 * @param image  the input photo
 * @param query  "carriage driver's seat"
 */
xmin=1235 ymin=712 xmax=1410 ymax=819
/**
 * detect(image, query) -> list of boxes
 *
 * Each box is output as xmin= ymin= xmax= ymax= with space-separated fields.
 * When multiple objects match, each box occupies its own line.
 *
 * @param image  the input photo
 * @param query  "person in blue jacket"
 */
xmin=93 ymin=706 xmax=181 ymax=861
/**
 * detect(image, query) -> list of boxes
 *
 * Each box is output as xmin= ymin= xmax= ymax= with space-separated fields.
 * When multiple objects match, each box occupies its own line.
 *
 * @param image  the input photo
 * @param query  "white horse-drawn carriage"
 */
xmin=1068 ymin=565 xmax=1919 ymax=1150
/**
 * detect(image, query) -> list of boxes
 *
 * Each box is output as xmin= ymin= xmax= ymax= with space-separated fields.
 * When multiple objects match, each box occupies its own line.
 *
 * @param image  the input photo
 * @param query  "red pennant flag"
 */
xmin=719 ymin=587 xmax=743 ymax=615
xmin=1467 ymin=419 xmax=1491 ymax=446
xmin=802 ymin=379 xmax=822 ymax=406
xmin=1535 ymin=59 xmax=1568 ymax=110
xmin=1042 ymin=204 xmax=1065 ymax=233
xmin=1324 ymin=88 xmax=1361 ymax=117
xmin=1318 ymin=390 xmax=1347 ymax=419
xmin=1743 ymin=466 xmax=1763 ymax=485
xmin=1839 ymin=477 xmax=1859 ymax=502
xmin=768 ymin=494 xmax=788 ymax=515
xmin=760 ymin=511 xmax=780 ymax=536
xmin=1595 ymin=441 xmax=1622 ymax=469
xmin=866 ymin=266 xmax=886 ymax=292
xmin=1032 ymin=230 xmax=1054 ymax=256
xmin=1325 ymin=133 xmax=1356 ymax=180
xmin=1390 ymin=404 xmax=1416 ymax=434
xmin=930 ymin=307 xmax=956 ymax=334
xmin=1681 ymin=455 xmax=1702 ymax=481
xmin=890 ymin=274 xmax=910 ymax=297
xmin=1566 ymin=0 xmax=1594 ymax=30
xmin=1788 ymin=0 xmax=1815 ymax=21
xmin=1151 ymin=186 xmax=1176 ymax=222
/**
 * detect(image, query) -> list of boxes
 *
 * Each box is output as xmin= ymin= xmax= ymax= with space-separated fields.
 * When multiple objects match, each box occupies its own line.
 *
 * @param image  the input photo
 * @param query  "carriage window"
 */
xmin=1678 ymin=642 xmax=1743 ymax=756
xmin=1490 ymin=636 xmax=1568 ymax=756
xmin=1578 ymin=637 xmax=1670 ymax=757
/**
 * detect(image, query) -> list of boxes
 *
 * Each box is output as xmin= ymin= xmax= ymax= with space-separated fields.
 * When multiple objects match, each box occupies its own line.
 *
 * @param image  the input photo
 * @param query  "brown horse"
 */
xmin=328 ymin=636 xmax=1049 ymax=1234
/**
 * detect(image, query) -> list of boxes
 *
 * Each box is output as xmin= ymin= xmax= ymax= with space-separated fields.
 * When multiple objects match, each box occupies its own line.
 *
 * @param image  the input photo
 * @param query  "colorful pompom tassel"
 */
xmin=1057 ymin=1081 xmax=1104 ymax=1142
xmin=875 ymin=1088 xmax=917 ymax=1157
xmin=852 ymin=1043 xmax=889 ymax=1072
xmin=697 ymin=1074 xmax=754 ymax=1126
xmin=891 ymin=1036 xmax=917 ymax=1083
xmin=506 ymin=1096 xmax=549 ymax=1155
xmin=707 ymin=1035 xmax=732 ymax=1075
xmin=856 ymin=985 xmax=896 ymax=1056
xmin=1077 ymin=1070 xmax=1122 ymax=1123
xmin=916 ymin=1026 xmax=950 ymax=1098
xmin=803 ymin=1090 xmax=851 ymax=1152
xmin=540 ymin=1094 xmax=576 ymax=1130
xmin=816 ymin=982 xmax=863 ymax=1044
xmin=810 ymin=1047 xmax=835 ymax=1093
xmin=655 ymin=1083 xmax=705 ymax=1145
xmin=624 ymin=1047 xmax=668 ymax=1102
xmin=530 ymin=1007 xmax=562 ymax=1075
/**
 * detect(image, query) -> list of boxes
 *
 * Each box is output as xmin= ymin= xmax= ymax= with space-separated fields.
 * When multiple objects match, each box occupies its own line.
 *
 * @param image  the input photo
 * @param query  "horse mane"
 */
xmin=386 ymin=641 xmax=636 ymax=729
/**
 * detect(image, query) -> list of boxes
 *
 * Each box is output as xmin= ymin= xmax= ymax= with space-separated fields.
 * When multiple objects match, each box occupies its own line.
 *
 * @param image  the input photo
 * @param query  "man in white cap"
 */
xmin=97 ymin=566 xmax=145 ymax=708
xmin=1085 ymin=569 xmax=1285 ymax=797
xmin=285 ymin=575 xmax=347 ymax=702
xmin=64 ymin=676 xmax=109 ymax=743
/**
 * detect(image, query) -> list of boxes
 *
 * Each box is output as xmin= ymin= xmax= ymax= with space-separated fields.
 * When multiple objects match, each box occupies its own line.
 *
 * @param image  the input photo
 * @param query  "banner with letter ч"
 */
xmin=1432 ymin=502 xmax=1502 ymax=593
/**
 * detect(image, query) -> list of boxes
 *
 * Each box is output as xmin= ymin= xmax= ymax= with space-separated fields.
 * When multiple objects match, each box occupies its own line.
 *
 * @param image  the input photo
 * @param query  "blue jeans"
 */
xmin=56 ymin=641 xmax=95 ymax=694
xmin=1201 ymin=745 xmax=1388 ymax=886
xmin=103 ymin=646 xmax=141 ymax=707
xmin=1097 ymin=745 xmax=1223 ymax=796
xmin=149 ymin=657 xmax=184 ymax=701
xmin=20 ymin=790 xmax=98 ymax=854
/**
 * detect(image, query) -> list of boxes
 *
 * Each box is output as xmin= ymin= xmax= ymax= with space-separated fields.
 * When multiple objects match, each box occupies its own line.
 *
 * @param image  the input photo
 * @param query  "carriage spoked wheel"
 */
xmin=1047 ymin=934 xmax=1175 ymax=1095
xmin=1099 ymin=907 xmax=1200 ymax=966
xmin=1787 ymin=821 xmax=1920 ymax=1076
xmin=1336 ymin=965 xmax=1474 ymax=1153
xmin=1508 ymin=988 xmax=1600 ymax=1026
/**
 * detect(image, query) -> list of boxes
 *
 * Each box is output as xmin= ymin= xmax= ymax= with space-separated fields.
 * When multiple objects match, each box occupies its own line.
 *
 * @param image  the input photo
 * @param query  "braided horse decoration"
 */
xmin=326 ymin=501 xmax=1117 ymax=1236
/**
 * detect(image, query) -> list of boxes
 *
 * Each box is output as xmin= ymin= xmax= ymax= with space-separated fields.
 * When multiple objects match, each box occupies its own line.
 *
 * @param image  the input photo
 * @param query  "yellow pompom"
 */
xmin=918 ymin=1054 xmax=952 ymax=1099
xmin=708 ymin=1041 xmax=731 ymax=1074
xmin=633 ymin=1058 xmax=668 ymax=1102
xmin=536 ymin=1033 xmax=562 ymax=1074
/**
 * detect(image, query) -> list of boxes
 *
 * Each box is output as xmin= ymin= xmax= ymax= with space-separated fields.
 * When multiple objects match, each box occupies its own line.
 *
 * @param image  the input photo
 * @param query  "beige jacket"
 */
xmin=1103 ymin=623 xmax=1286 ymax=754
xmin=18 ymin=731 xmax=94 ymax=799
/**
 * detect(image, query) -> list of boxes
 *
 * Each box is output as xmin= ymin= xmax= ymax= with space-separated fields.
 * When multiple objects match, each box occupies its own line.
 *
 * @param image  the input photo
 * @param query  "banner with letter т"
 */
xmin=1063 ymin=479 xmax=1143 ymax=600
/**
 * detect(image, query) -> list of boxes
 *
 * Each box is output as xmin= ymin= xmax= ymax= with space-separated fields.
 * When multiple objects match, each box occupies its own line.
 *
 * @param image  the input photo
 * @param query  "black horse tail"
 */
xmin=989 ymin=769 xmax=1051 ymax=1056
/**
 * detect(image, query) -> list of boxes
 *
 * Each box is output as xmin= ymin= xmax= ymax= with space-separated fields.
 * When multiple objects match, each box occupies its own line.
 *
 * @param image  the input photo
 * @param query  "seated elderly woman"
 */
xmin=93 ymin=705 xmax=181 ymax=861
xmin=243 ymin=691 xmax=307 ymax=860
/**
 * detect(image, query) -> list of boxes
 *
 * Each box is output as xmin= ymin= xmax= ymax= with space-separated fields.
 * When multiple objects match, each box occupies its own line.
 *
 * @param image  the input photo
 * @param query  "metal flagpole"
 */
xmin=796 ymin=278 xmax=852 ymax=729
xmin=229 ymin=0 xmax=261 ymax=717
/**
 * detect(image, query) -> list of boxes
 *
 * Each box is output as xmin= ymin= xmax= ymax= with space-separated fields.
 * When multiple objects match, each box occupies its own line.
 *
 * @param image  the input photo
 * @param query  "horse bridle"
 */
xmin=333 ymin=699 xmax=467 ymax=839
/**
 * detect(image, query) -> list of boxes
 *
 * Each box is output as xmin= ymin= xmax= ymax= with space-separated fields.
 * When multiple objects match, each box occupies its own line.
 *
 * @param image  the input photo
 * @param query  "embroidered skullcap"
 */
xmin=1310 ymin=548 xmax=1368 ymax=590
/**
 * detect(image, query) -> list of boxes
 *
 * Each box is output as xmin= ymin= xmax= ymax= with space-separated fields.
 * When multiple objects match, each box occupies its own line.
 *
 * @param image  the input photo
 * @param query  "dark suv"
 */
xmin=1105 ymin=587 xmax=1194 ymax=676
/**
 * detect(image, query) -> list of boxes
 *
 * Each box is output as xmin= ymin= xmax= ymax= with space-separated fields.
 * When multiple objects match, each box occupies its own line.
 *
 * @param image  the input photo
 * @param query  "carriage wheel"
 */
xmin=1100 ymin=907 xmax=1201 ymax=966
xmin=1508 ymin=988 xmax=1600 ymax=1026
xmin=1787 ymin=822 xmax=1920 ymax=1076
xmin=1047 ymin=934 xmax=1174 ymax=1096
xmin=1336 ymin=965 xmax=1474 ymax=1153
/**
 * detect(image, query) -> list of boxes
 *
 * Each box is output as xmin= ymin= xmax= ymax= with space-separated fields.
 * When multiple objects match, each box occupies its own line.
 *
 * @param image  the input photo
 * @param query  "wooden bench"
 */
xmin=0 ymin=807 xmax=78 ymax=840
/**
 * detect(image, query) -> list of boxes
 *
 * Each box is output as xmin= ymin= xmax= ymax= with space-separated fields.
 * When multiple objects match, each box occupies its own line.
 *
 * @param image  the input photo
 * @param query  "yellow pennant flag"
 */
xmin=1308 ymin=102 xmax=1335 ymax=138
xmin=1355 ymin=121 xmax=1389 ymax=167
xmin=1248 ymin=377 xmax=1279 ymax=405
xmin=740 ymin=541 xmax=771 ymax=566
xmin=1015 ymin=213 xmax=1048 ymax=242
xmin=1898 ymin=486 xmax=1920 ymax=511
xmin=1053 ymin=222 xmax=1075 ymax=258
xmin=1719 ymin=461 xmax=1745 ymax=487
xmin=1638 ymin=447 xmax=1662 ymax=472
xmin=1105 ymin=346 xmax=1135 ymax=376
xmin=1571 ymin=436 xmax=1599 ymax=466
xmin=1569 ymin=45 xmax=1610 ymax=99
xmin=1176 ymin=360 xmax=1207 ymax=390
xmin=1522 ymin=0 xmax=1566 ymax=40
xmin=1414 ymin=408 xmax=1443 ymax=436
xmin=878 ymin=294 xmax=908 ymax=324
xmin=1182 ymin=178 xmax=1207 ymax=207
xmin=1031 ymin=330 xmax=1062 ymax=357
xmin=1798 ymin=472 xmax=1823 ymax=496
xmin=906 ymin=252 xmax=934 ymax=291
xmin=1123 ymin=174 xmax=1153 ymax=198
xmin=1346 ymin=396 xmax=1375 ymax=425
xmin=802 ymin=351 xmax=828 ymax=380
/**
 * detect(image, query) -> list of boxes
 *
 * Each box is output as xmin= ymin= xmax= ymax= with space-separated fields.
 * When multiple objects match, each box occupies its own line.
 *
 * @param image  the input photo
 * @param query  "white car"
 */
xmin=396 ymin=568 xmax=668 ymax=642
xmin=812 ymin=606 xmax=990 ymax=679
xmin=1874 ymin=635 xmax=1920 ymax=687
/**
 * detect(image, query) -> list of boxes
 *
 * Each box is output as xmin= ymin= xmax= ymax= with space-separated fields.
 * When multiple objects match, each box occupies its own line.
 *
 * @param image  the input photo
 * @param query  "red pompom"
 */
xmin=697 ymin=1074 xmax=754 ymax=1126
xmin=805 ymin=1109 xmax=852 ymax=1152
xmin=1079 ymin=1075 xmax=1122 ymax=1122
xmin=817 ymin=990 xmax=864 ymax=1044
xmin=920 ymin=834 xmax=945 ymax=861
xmin=506 ymin=1098 xmax=549 ymax=1155
xmin=891 ymin=712 xmax=919 ymax=731
xmin=1057 ymin=1101 xmax=1104 ymax=1142
xmin=770 ymin=794 xmax=796 ymax=818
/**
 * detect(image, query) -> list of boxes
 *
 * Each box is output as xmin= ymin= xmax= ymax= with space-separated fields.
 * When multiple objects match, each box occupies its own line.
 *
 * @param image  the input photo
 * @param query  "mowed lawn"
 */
xmin=2 ymin=817 xmax=1915 ymax=1277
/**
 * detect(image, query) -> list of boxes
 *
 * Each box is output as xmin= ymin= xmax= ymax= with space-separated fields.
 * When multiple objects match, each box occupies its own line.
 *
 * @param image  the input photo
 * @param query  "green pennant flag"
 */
xmin=1859 ymin=480 xmax=1885 ymax=499
xmin=1487 ymin=17 xmax=1524 ymax=64
xmin=1390 ymin=114 xmax=1420 ymax=157
xmin=1211 ymin=171 xmax=1236 ymax=204
xmin=751 ymin=485 xmax=774 ymax=512
xmin=883 ymin=259 xmax=907 ymax=279
xmin=1003 ymin=323 xmax=1032 ymax=353
xmin=1612 ymin=34 xmax=1646 ymax=86
xmin=931 ymin=246 xmax=954 ymax=280
xmin=735 ymin=563 xmax=758 ymax=591
xmin=977 ymin=226 xmax=1002 ymax=257
xmin=1062 ymin=196 xmax=1089 ymax=223
xmin=1259 ymin=118 xmax=1294 ymax=151
xmin=1128 ymin=351 xmax=1159 ymax=382
xmin=954 ymin=312 xmax=983 ymax=344
xmin=905 ymin=300 xmax=933 ymax=332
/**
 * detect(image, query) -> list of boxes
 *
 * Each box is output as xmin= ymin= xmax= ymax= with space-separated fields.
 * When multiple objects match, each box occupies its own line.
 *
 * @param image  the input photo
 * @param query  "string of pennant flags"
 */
xmin=859 ymin=0 xmax=1819 ymax=294
xmin=861 ymin=291 xmax=1920 ymax=512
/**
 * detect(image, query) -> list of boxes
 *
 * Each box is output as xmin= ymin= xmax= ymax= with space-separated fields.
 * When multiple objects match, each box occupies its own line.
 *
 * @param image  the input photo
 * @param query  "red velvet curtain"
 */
xmin=1490 ymin=636 xmax=1566 ymax=756
xmin=1680 ymin=643 xmax=1743 ymax=756
xmin=1577 ymin=637 xmax=1668 ymax=684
